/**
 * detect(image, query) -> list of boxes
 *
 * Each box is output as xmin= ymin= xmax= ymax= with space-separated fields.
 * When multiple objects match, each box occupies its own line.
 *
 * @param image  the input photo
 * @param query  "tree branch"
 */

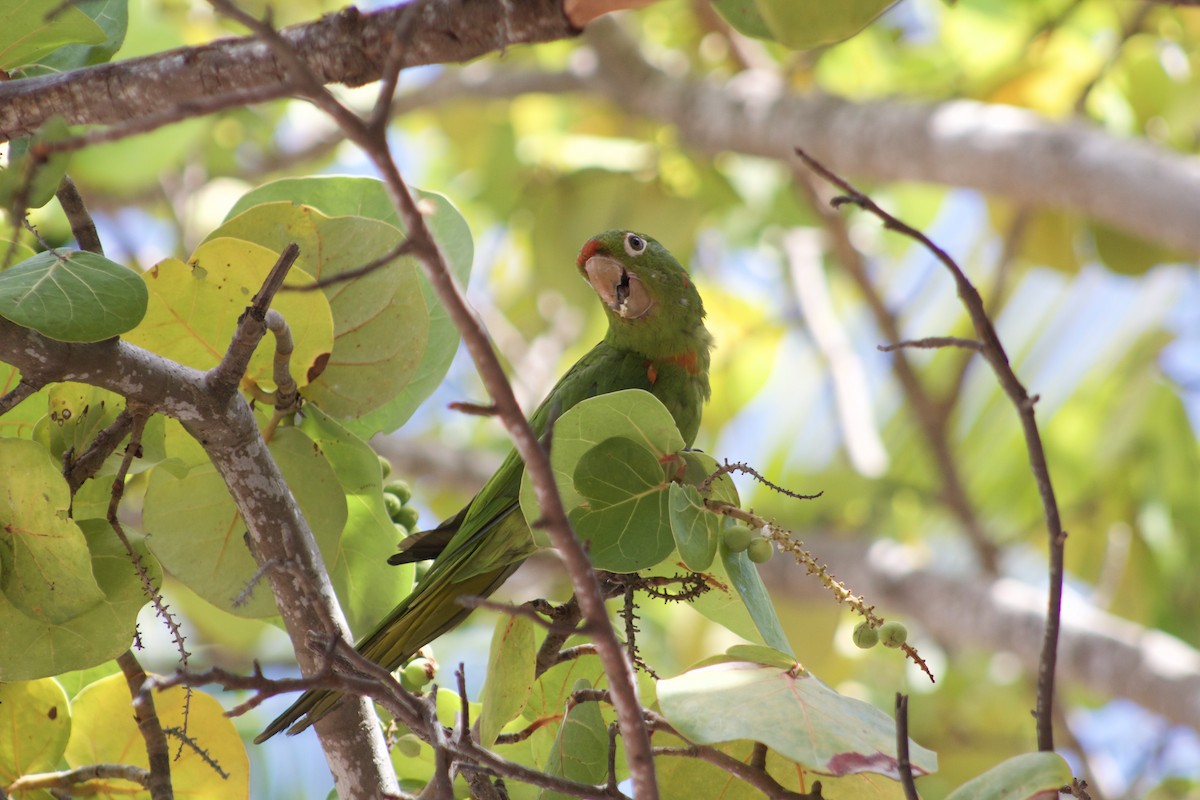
xmin=195 ymin=2 xmax=658 ymax=792
xmin=117 ymin=651 xmax=173 ymax=800
xmin=0 ymin=0 xmax=578 ymax=140
xmin=392 ymin=20 xmax=1200 ymax=256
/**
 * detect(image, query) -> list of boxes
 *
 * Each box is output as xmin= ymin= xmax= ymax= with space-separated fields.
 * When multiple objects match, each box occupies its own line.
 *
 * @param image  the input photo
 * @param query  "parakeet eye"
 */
xmin=623 ymin=233 xmax=647 ymax=256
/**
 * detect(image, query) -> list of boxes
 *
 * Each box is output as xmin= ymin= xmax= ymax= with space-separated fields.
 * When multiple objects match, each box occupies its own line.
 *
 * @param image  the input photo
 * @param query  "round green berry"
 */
xmin=722 ymin=524 xmax=753 ymax=553
xmin=746 ymin=537 xmax=774 ymax=564
xmin=394 ymin=522 xmax=410 ymax=539
xmin=879 ymin=621 xmax=908 ymax=648
xmin=393 ymin=734 xmax=422 ymax=758
xmin=377 ymin=455 xmax=393 ymax=480
xmin=851 ymin=621 xmax=879 ymax=649
xmin=393 ymin=504 xmax=419 ymax=531
xmin=400 ymin=659 xmax=432 ymax=691
xmin=384 ymin=479 xmax=413 ymax=504
xmin=383 ymin=492 xmax=404 ymax=520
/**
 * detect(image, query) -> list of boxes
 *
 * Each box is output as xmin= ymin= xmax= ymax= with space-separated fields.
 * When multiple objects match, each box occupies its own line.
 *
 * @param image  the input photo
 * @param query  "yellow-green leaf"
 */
xmin=0 ymin=679 xmax=70 ymax=779
xmin=125 ymin=238 xmax=333 ymax=395
xmin=0 ymin=0 xmax=105 ymax=71
xmin=0 ymin=249 xmax=147 ymax=342
xmin=0 ymin=519 xmax=161 ymax=680
xmin=209 ymin=203 xmax=430 ymax=421
xmin=66 ymin=674 xmax=249 ymax=798
xmin=478 ymin=614 xmax=536 ymax=747
xmin=0 ymin=439 xmax=104 ymax=623
xmin=142 ymin=424 xmax=346 ymax=617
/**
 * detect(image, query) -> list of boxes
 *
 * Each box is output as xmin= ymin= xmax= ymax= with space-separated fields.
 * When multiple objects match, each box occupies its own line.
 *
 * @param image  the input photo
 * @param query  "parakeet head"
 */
xmin=576 ymin=230 xmax=710 ymax=358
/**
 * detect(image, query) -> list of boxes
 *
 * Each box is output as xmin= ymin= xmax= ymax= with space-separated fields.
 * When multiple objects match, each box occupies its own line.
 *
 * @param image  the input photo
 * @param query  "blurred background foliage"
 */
xmin=9 ymin=0 xmax=1200 ymax=797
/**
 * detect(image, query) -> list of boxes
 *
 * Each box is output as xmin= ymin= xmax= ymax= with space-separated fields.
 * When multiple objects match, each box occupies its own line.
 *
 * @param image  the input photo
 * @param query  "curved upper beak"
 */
xmin=583 ymin=255 xmax=654 ymax=319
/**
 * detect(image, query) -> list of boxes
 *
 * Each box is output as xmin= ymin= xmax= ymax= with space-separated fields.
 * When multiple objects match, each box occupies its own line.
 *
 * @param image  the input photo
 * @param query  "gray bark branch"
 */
xmin=0 ymin=0 xmax=577 ymax=140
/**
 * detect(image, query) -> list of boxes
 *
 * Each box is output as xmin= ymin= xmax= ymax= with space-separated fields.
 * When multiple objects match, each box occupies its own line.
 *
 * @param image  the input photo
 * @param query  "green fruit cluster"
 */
xmin=852 ymin=619 xmax=908 ymax=650
xmin=721 ymin=524 xmax=774 ymax=563
xmin=381 ymin=462 xmax=419 ymax=536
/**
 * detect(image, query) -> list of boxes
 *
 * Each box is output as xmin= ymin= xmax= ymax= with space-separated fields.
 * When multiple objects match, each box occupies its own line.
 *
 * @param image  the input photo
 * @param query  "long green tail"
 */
xmin=255 ymin=558 xmax=519 ymax=742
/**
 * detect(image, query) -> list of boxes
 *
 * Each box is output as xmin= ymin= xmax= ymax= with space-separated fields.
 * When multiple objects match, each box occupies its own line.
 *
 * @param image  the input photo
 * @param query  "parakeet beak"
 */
xmin=583 ymin=255 xmax=654 ymax=320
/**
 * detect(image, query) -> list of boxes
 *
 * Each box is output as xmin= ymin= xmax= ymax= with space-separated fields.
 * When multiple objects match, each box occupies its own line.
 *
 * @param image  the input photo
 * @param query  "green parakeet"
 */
xmin=257 ymin=230 xmax=712 ymax=742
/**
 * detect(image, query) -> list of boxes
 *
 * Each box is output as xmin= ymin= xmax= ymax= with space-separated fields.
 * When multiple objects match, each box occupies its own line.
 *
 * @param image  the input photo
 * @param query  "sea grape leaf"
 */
xmin=0 ymin=439 xmax=104 ymax=623
xmin=66 ymin=674 xmax=248 ymax=797
xmin=478 ymin=614 xmax=536 ymax=748
xmin=142 ymin=425 xmax=345 ymax=617
xmin=519 ymin=389 xmax=684 ymax=550
xmin=0 ymin=0 xmax=104 ymax=71
xmin=124 ymin=237 xmax=333 ymax=395
xmin=944 ymin=752 xmax=1072 ymax=800
xmin=298 ymin=405 xmax=412 ymax=636
xmin=0 ymin=519 xmax=161 ymax=680
xmin=658 ymin=658 xmax=937 ymax=778
xmin=567 ymin=435 xmax=674 ymax=572
xmin=0 ymin=679 xmax=70 ymax=778
xmin=0 ymin=249 xmax=147 ymax=342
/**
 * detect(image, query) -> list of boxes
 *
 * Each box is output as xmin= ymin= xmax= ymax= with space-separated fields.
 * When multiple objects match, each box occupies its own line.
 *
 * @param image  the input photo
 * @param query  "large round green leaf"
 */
xmin=217 ymin=177 xmax=474 ymax=434
xmin=0 ymin=250 xmax=147 ymax=342
xmin=0 ymin=0 xmax=104 ymax=71
xmin=0 ymin=519 xmax=161 ymax=680
xmin=209 ymin=203 xmax=429 ymax=422
xmin=567 ymin=435 xmax=674 ymax=572
xmin=658 ymin=658 xmax=937 ymax=778
xmin=142 ymin=424 xmax=346 ymax=617
xmin=519 ymin=389 xmax=685 ymax=550
xmin=0 ymin=439 xmax=104 ymax=623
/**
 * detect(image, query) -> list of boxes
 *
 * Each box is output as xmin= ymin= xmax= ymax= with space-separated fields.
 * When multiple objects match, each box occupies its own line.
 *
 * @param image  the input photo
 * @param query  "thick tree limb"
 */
xmin=578 ymin=20 xmax=1200 ymax=254
xmin=8 ymin=5 xmax=1198 ymax=256
xmin=391 ymin=22 xmax=1200 ymax=256
xmin=0 ymin=0 xmax=577 ymax=140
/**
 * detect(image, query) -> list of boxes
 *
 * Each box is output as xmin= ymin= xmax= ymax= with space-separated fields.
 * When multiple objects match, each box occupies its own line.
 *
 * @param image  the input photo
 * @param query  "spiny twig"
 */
xmin=796 ymin=145 xmax=1062 ymax=747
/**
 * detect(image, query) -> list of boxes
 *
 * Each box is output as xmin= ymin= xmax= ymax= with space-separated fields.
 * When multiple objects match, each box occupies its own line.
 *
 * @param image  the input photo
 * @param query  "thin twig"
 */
xmin=895 ymin=694 xmax=919 ymax=800
xmin=64 ymin=409 xmax=133 ymax=494
xmin=796 ymin=146 xmax=1066 ymax=750
xmin=0 ymin=378 xmax=41 ymax=418
xmin=56 ymin=176 xmax=103 ymax=254
xmin=877 ymin=337 xmax=983 ymax=353
xmin=646 ymin=711 xmax=818 ymax=800
xmin=458 ymin=596 xmax=589 ymax=636
xmin=263 ymin=309 xmax=299 ymax=413
xmin=698 ymin=459 xmax=822 ymax=500
xmin=206 ymin=243 xmax=300 ymax=398
xmin=793 ymin=169 xmax=1000 ymax=574
xmin=285 ymin=238 xmax=414 ymax=292
xmin=117 ymin=651 xmax=174 ymax=800
xmin=5 ymin=764 xmax=151 ymax=793
xmin=161 ymin=726 xmax=229 ymax=780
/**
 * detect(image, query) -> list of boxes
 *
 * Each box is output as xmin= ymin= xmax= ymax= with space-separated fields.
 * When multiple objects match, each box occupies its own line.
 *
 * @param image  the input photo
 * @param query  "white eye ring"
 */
xmin=623 ymin=233 xmax=647 ymax=257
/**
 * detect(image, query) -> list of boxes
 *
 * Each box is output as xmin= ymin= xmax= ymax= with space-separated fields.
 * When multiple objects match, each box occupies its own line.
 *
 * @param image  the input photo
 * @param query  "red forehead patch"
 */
xmin=577 ymin=239 xmax=603 ymax=268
